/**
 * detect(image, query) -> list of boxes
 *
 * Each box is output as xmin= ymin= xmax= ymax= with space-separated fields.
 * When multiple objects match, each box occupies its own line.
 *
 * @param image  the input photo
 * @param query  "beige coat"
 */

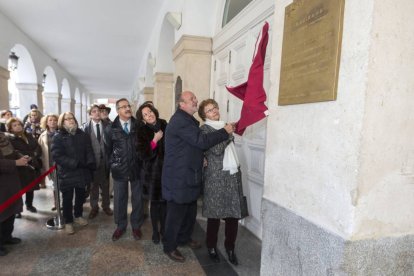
xmin=38 ymin=131 xmax=51 ymax=173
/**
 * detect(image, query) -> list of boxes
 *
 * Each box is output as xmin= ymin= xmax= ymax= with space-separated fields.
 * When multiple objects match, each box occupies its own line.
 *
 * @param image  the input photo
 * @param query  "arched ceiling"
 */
xmin=0 ymin=0 xmax=167 ymax=96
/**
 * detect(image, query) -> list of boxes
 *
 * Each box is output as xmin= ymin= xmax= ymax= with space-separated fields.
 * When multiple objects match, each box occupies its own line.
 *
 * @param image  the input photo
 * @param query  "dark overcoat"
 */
xmin=162 ymin=109 xmax=229 ymax=204
xmin=51 ymin=128 xmax=96 ymax=192
xmin=136 ymin=119 xmax=167 ymax=201
xmin=9 ymin=134 xmax=42 ymax=192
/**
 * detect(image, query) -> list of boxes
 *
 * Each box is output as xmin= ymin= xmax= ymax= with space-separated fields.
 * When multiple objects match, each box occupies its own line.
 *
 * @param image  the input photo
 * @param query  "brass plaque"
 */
xmin=278 ymin=0 xmax=345 ymax=105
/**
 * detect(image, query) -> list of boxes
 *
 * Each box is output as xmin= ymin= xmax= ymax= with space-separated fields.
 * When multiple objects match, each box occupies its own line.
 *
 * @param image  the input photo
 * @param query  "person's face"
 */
xmin=142 ymin=107 xmax=156 ymax=125
xmin=30 ymin=113 xmax=38 ymax=122
xmin=10 ymin=121 xmax=23 ymax=133
xmin=90 ymin=107 xmax=100 ymax=121
xmin=117 ymin=100 xmax=132 ymax=120
xmin=3 ymin=112 xmax=12 ymax=120
xmin=204 ymin=103 xmax=220 ymax=121
xmin=100 ymin=109 xmax=109 ymax=119
xmin=63 ymin=114 xmax=77 ymax=129
xmin=47 ymin=116 xmax=57 ymax=130
xmin=180 ymin=92 xmax=198 ymax=115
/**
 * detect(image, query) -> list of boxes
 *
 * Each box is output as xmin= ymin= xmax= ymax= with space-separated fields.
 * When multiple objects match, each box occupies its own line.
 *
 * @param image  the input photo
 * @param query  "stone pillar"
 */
xmin=15 ymin=83 xmax=40 ymax=117
xmin=74 ymin=103 xmax=82 ymax=122
xmin=36 ymin=85 xmax=44 ymax=114
xmin=81 ymin=104 xmax=87 ymax=124
xmin=61 ymin=98 xmax=74 ymax=114
xmin=172 ymin=35 xmax=212 ymax=109
xmin=153 ymin=73 xmax=174 ymax=120
xmin=0 ymin=66 xmax=10 ymax=110
xmin=42 ymin=92 xmax=60 ymax=115
xmin=261 ymin=0 xmax=414 ymax=275
xmin=143 ymin=87 xmax=154 ymax=103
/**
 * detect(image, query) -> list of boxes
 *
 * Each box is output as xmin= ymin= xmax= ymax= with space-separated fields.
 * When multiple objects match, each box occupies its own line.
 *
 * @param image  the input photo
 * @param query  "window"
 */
xmin=222 ymin=0 xmax=253 ymax=27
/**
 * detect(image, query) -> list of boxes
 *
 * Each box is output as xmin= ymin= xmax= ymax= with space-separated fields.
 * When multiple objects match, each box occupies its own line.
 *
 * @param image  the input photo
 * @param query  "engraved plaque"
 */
xmin=278 ymin=0 xmax=345 ymax=105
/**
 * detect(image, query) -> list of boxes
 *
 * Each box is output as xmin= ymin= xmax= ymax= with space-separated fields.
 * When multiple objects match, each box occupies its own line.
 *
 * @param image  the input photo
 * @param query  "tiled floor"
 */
xmin=0 ymin=185 xmax=261 ymax=275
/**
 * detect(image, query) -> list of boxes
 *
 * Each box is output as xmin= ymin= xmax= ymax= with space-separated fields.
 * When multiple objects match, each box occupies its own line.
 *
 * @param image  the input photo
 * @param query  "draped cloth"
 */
xmin=226 ymin=21 xmax=270 ymax=136
xmin=204 ymin=119 xmax=239 ymax=175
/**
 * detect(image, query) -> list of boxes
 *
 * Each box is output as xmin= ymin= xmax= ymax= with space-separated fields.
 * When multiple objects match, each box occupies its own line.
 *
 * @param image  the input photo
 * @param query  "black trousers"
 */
xmin=62 ymin=187 xmax=86 ymax=224
xmin=162 ymin=200 xmax=197 ymax=253
xmin=150 ymin=200 xmax=166 ymax=235
xmin=206 ymin=218 xmax=238 ymax=250
xmin=0 ymin=215 xmax=16 ymax=246
xmin=25 ymin=191 xmax=34 ymax=207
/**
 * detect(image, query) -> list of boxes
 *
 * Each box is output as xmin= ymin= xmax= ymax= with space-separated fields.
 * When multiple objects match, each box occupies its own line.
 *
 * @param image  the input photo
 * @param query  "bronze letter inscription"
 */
xmin=278 ymin=0 xmax=345 ymax=105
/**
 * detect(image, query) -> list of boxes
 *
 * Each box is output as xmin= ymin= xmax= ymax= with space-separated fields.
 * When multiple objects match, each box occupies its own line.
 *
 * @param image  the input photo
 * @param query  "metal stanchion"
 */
xmin=46 ymin=167 xmax=64 ymax=230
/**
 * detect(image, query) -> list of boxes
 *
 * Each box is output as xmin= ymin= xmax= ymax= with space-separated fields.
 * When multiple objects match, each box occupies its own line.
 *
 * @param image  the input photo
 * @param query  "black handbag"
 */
xmin=240 ymin=195 xmax=249 ymax=219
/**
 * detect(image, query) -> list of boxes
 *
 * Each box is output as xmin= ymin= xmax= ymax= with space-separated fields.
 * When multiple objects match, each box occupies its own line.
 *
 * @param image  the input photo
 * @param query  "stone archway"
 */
xmin=42 ymin=66 xmax=59 ymax=115
xmin=60 ymin=78 xmax=72 ymax=113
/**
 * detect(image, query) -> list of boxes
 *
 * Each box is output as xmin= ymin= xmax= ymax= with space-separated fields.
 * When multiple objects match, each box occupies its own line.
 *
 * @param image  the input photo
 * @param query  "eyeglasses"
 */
xmin=118 ymin=105 xmax=131 ymax=110
xmin=205 ymin=106 xmax=218 ymax=114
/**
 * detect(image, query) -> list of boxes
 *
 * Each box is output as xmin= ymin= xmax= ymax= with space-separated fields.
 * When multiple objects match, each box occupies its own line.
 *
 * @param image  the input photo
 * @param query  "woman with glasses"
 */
xmin=51 ymin=112 xmax=96 ymax=235
xmin=198 ymin=99 xmax=246 ymax=266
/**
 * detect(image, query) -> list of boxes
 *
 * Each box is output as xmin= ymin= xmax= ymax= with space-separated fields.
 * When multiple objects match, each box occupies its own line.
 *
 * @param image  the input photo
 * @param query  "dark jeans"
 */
xmin=113 ymin=179 xmax=144 ymax=230
xmin=25 ymin=191 xmax=34 ymax=207
xmin=62 ymin=187 xmax=86 ymax=223
xmin=150 ymin=200 xmax=166 ymax=235
xmin=0 ymin=215 xmax=15 ymax=246
xmin=206 ymin=218 xmax=238 ymax=250
xmin=162 ymin=200 xmax=197 ymax=253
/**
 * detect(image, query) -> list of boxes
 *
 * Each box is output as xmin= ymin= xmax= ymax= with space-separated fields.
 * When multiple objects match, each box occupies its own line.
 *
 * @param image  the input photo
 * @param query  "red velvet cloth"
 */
xmin=226 ymin=22 xmax=269 ymax=135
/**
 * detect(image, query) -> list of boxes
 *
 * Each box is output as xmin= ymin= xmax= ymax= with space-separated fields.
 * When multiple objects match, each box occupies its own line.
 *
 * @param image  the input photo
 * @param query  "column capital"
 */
xmin=15 ymin=82 xmax=39 ymax=91
xmin=143 ymin=86 xmax=154 ymax=96
xmin=154 ymin=72 xmax=174 ymax=83
xmin=173 ymin=35 xmax=212 ymax=61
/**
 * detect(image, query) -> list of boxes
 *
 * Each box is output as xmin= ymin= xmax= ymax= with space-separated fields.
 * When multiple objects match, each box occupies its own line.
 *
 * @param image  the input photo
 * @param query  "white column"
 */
xmin=0 ymin=66 xmax=10 ymax=110
xmin=16 ymin=83 xmax=40 ymax=117
xmin=153 ymin=73 xmax=174 ymax=120
xmin=74 ymin=103 xmax=82 ymax=122
xmin=61 ymin=98 xmax=74 ymax=113
xmin=81 ymin=104 xmax=87 ymax=124
xmin=42 ymin=92 xmax=60 ymax=115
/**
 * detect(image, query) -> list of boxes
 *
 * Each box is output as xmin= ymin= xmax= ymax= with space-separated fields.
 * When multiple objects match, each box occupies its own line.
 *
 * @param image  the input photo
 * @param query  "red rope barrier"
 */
xmin=0 ymin=165 xmax=56 ymax=213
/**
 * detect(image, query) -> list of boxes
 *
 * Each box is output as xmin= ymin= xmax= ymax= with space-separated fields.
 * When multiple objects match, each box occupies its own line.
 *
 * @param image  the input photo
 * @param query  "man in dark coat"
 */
xmin=83 ymin=105 xmax=113 ymax=219
xmin=105 ymin=98 xmax=143 ymax=241
xmin=162 ymin=91 xmax=234 ymax=262
xmin=0 ymin=132 xmax=28 ymax=256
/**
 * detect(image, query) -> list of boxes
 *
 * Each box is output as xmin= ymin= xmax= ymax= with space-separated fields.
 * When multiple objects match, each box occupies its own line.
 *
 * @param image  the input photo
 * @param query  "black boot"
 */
xmin=0 ymin=246 xmax=8 ymax=256
xmin=150 ymin=201 xmax=160 ymax=244
xmin=226 ymin=250 xmax=238 ymax=265
xmin=208 ymin=247 xmax=220 ymax=263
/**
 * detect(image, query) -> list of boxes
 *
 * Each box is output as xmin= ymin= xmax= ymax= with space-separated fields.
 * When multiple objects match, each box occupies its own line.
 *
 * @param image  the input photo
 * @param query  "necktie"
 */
xmin=123 ymin=122 xmax=129 ymax=134
xmin=96 ymin=123 xmax=101 ymax=142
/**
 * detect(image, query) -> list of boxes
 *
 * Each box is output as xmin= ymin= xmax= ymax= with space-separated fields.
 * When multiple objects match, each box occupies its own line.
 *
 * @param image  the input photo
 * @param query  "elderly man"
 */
xmin=162 ymin=91 xmax=234 ymax=262
xmin=105 ymin=98 xmax=143 ymax=241
xmin=83 ymin=105 xmax=113 ymax=219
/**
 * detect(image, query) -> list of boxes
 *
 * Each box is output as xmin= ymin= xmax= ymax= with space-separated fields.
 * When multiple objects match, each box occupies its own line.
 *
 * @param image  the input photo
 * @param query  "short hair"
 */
xmin=6 ymin=117 xmax=23 ymax=133
xmin=30 ymin=104 xmax=38 ymax=109
xmin=57 ymin=112 xmax=78 ymax=130
xmin=0 ymin=110 xmax=12 ymax=118
xmin=40 ymin=114 xmax=59 ymax=130
xmin=116 ymin=98 xmax=129 ymax=110
xmin=198 ymin=99 xmax=219 ymax=121
xmin=136 ymin=103 xmax=159 ymax=123
xmin=88 ymin=104 xmax=100 ymax=115
xmin=29 ymin=109 xmax=42 ymax=120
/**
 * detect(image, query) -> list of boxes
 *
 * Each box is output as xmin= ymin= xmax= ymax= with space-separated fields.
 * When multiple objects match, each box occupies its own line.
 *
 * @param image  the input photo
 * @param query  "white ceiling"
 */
xmin=0 ymin=0 xmax=166 ymax=96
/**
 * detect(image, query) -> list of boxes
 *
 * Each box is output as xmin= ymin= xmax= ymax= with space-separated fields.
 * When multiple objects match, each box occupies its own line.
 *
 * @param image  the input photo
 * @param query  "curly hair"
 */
xmin=136 ymin=103 xmax=160 ymax=123
xmin=198 ymin=99 xmax=219 ymax=121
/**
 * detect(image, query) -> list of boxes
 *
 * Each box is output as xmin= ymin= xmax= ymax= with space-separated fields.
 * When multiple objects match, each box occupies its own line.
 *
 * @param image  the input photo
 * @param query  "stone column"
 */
xmin=172 ymin=35 xmax=212 ymax=109
xmin=42 ymin=92 xmax=60 ymax=115
xmin=142 ymin=87 xmax=154 ymax=103
xmin=36 ymin=85 xmax=44 ymax=114
xmin=153 ymin=73 xmax=174 ymax=120
xmin=74 ymin=103 xmax=82 ymax=122
xmin=261 ymin=0 xmax=414 ymax=275
xmin=16 ymin=83 xmax=40 ymax=117
xmin=61 ymin=98 xmax=74 ymax=114
xmin=81 ymin=104 xmax=87 ymax=124
xmin=0 ymin=66 xmax=10 ymax=110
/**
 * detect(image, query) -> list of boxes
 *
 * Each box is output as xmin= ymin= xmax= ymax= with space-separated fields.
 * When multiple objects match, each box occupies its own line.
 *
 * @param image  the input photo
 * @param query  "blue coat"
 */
xmin=162 ymin=109 xmax=229 ymax=204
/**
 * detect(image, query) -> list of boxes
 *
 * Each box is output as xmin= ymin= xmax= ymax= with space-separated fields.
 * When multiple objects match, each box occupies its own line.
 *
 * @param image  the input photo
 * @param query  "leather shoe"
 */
xmin=152 ymin=232 xmax=160 ymax=244
xmin=4 ymin=237 xmax=21 ymax=245
xmin=132 ymin=228 xmax=142 ymax=240
xmin=88 ymin=208 xmax=99 ymax=219
xmin=0 ymin=246 xmax=8 ymax=256
xmin=165 ymin=249 xmax=185 ymax=263
xmin=208 ymin=247 xmax=220 ymax=263
xmin=15 ymin=213 xmax=22 ymax=219
xmin=112 ymin=228 xmax=125 ymax=241
xmin=187 ymin=239 xmax=202 ymax=249
xmin=26 ymin=205 xmax=37 ymax=213
xmin=103 ymin=208 xmax=113 ymax=216
xmin=226 ymin=250 xmax=238 ymax=265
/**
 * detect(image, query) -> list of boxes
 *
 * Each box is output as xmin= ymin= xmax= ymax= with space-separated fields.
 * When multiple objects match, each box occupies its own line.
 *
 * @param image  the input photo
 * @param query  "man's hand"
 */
xmin=224 ymin=123 xmax=235 ymax=134
xmin=16 ymin=155 xmax=30 ymax=167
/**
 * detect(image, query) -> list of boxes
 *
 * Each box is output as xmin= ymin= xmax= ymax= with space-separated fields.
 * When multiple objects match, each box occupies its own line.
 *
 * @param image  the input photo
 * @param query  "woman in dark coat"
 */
xmin=7 ymin=118 xmax=42 ymax=215
xmin=51 ymin=112 xmax=96 ymax=235
xmin=136 ymin=103 xmax=167 ymax=244
xmin=0 ymin=132 xmax=28 ymax=256
xmin=198 ymin=99 xmax=246 ymax=265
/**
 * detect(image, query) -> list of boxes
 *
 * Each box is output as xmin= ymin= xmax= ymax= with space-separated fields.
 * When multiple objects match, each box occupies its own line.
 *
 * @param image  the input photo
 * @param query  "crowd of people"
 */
xmin=0 ymin=91 xmax=247 ymax=266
